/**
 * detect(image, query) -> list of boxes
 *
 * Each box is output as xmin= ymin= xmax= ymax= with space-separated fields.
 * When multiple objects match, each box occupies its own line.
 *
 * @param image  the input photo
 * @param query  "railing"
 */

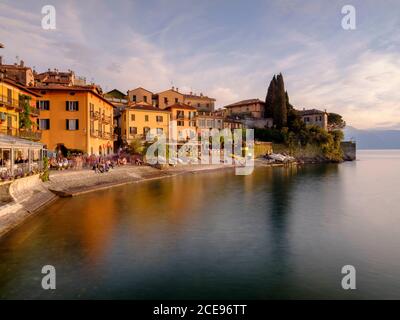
xmin=30 ymin=107 xmax=40 ymax=117
xmin=102 ymin=115 xmax=112 ymax=124
xmin=90 ymin=110 xmax=101 ymax=119
xmin=0 ymin=95 xmax=19 ymax=109
xmin=90 ymin=130 xmax=113 ymax=140
xmin=0 ymin=127 xmax=42 ymax=141
xmin=18 ymin=129 xmax=42 ymax=141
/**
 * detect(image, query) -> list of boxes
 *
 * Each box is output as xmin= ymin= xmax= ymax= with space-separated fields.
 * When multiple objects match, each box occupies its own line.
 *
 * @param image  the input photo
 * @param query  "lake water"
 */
xmin=1 ymin=150 xmax=400 ymax=299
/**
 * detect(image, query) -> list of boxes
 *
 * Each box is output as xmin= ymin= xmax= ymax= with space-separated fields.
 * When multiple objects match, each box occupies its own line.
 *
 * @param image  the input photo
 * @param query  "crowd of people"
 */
xmin=49 ymin=152 xmax=143 ymax=173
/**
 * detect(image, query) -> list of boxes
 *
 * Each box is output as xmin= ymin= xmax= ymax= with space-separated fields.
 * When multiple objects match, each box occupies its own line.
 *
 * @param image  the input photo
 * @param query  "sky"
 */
xmin=1 ymin=0 xmax=400 ymax=129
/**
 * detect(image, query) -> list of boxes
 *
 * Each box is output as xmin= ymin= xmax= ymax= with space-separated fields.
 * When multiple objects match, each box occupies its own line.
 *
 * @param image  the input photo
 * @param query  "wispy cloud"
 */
xmin=1 ymin=0 xmax=400 ymax=128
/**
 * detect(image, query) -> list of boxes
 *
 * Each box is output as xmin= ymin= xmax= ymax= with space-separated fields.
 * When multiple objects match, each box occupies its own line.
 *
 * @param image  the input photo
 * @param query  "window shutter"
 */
xmin=76 ymin=120 xmax=79 ymax=130
xmin=36 ymin=101 xmax=39 ymax=108
xmin=47 ymin=119 xmax=50 ymax=130
xmin=76 ymin=101 xmax=79 ymax=111
xmin=37 ymin=119 xmax=39 ymax=128
xmin=66 ymin=119 xmax=69 ymax=130
xmin=66 ymin=101 xmax=69 ymax=111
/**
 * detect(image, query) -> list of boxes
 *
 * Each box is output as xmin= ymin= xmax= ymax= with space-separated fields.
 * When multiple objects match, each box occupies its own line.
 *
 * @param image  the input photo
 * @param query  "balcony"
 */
xmin=101 ymin=114 xmax=112 ymax=124
xmin=90 ymin=110 xmax=101 ymax=120
xmin=0 ymin=127 xmax=42 ymax=141
xmin=30 ymin=107 xmax=40 ymax=117
xmin=0 ymin=95 xmax=19 ymax=110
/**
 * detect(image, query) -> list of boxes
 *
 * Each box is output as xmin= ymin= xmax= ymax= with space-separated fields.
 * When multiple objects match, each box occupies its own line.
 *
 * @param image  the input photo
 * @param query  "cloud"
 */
xmin=1 ymin=0 xmax=400 ymax=129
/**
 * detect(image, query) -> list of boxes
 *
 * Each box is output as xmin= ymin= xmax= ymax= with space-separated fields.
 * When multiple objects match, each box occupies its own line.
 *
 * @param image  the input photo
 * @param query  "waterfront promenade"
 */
xmin=0 ymin=163 xmax=236 ymax=239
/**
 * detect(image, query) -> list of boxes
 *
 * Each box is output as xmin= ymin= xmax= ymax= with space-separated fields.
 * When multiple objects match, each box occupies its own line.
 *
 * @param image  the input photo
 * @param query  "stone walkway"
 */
xmin=45 ymin=163 xmax=234 ymax=196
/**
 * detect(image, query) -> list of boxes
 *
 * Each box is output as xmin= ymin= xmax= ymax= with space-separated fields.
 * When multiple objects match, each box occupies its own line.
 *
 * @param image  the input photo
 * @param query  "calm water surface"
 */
xmin=1 ymin=150 xmax=400 ymax=299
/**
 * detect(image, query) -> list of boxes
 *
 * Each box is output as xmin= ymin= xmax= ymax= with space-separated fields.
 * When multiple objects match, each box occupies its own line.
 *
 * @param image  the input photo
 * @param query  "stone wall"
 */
xmin=341 ymin=141 xmax=356 ymax=161
xmin=0 ymin=175 xmax=57 ymax=238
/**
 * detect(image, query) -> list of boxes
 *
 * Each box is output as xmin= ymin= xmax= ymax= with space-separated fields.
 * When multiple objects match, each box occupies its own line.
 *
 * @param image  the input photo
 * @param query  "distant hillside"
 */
xmin=344 ymin=126 xmax=400 ymax=149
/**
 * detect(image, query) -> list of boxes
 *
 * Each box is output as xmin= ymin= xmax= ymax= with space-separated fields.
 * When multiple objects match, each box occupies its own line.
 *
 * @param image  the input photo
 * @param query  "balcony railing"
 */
xmin=0 ymin=95 xmax=19 ymax=109
xmin=30 ymin=107 xmax=40 ymax=117
xmin=102 ymin=114 xmax=112 ymax=124
xmin=0 ymin=127 xmax=42 ymax=141
xmin=90 ymin=129 xmax=113 ymax=140
xmin=90 ymin=110 xmax=101 ymax=120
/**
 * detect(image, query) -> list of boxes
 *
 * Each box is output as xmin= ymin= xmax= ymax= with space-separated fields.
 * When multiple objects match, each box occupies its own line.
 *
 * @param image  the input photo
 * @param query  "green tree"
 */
xmin=128 ymin=137 xmax=144 ymax=155
xmin=19 ymin=94 xmax=32 ymax=130
xmin=328 ymin=113 xmax=346 ymax=129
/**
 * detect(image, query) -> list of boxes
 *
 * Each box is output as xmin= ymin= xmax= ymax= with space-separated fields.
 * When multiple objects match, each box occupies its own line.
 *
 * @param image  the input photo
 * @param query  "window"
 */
xmin=66 ymin=119 xmax=79 ymax=130
xmin=189 ymin=111 xmax=196 ymax=119
xmin=37 ymin=100 xmax=50 ymax=110
xmin=7 ymin=89 xmax=12 ymax=104
xmin=156 ymin=115 xmax=163 ymax=122
xmin=131 ymin=114 xmax=135 ymax=121
xmin=157 ymin=128 xmax=163 ymax=135
xmin=129 ymin=127 xmax=137 ymax=135
xmin=145 ymin=115 xmax=149 ymax=122
xmin=175 ymin=98 xmax=179 ymax=103
xmin=143 ymin=127 xmax=150 ymax=135
xmin=164 ymin=97 xmax=168 ymax=104
xmin=177 ymin=110 xmax=184 ymax=119
xmin=132 ymin=95 xmax=136 ymax=102
xmin=38 ymin=119 xmax=50 ymax=130
xmin=197 ymin=103 xmax=200 ymax=108
xmin=190 ymin=121 xmax=196 ymax=127
xmin=66 ymin=101 xmax=79 ymax=111
xmin=144 ymin=96 xmax=148 ymax=103
xmin=177 ymin=120 xmax=184 ymax=126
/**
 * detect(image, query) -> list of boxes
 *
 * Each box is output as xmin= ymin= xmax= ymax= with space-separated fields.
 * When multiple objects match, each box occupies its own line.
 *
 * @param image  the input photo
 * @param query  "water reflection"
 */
xmin=1 ymin=156 xmax=400 ymax=299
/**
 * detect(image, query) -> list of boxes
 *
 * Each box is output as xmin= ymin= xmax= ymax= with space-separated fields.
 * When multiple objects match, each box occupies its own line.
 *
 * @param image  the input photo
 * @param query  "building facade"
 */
xmin=0 ymin=77 xmax=41 ymax=141
xmin=31 ymin=86 xmax=114 ymax=155
xmin=224 ymin=99 xmax=265 ymax=119
xmin=121 ymin=103 xmax=170 ymax=144
xmin=165 ymin=103 xmax=197 ymax=142
xmin=196 ymin=112 xmax=224 ymax=133
xmin=297 ymin=108 xmax=328 ymax=130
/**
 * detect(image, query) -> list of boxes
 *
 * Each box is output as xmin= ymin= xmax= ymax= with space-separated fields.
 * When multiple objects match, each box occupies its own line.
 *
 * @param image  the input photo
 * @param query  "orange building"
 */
xmin=121 ymin=103 xmax=170 ymax=144
xmin=165 ymin=103 xmax=197 ymax=142
xmin=31 ymin=86 xmax=114 ymax=155
xmin=0 ymin=77 xmax=41 ymax=140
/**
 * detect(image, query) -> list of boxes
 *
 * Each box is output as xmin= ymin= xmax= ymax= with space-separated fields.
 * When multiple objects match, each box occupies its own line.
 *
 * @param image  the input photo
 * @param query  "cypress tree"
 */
xmin=265 ymin=73 xmax=288 ymax=128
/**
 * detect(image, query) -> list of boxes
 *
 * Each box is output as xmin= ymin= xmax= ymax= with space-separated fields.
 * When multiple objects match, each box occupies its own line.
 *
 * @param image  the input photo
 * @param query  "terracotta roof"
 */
xmin=30 ymin=86 xmax=114 ymax=108
xmin=128 ymin=87 xmax=154 ymax=94
xmin=2 ymin=78 xmax=42 ymax=97
xmin=224 ymin=99 xmax=265 ymax=108
xmin=164 ymin=103 xmax=196 ymax=110
xmin=297 ymin=108 xmax=326 ymax=116
xmin=183 ymin=93 xmax=216 ymax=101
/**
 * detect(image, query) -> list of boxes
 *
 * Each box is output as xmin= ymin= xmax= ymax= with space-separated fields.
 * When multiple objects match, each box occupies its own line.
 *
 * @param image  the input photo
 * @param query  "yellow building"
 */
xmin=127 ymin=87 xmax=156 ymax=106
xmin=121 ymin=103 xmax=170 ymax=144
xmin=224 ymin=99 xmax=265 ymax=119
xmin=165 ymin=103 xmax=197 ymax=142
xmin=157 ymin=88 xmax=184 ymax=109
xmin=183 ymin=92 xmax=215 ymax=112
xmin=31 ymin=86 xmax=114 ymax=155
xmin=0 ymin=77 xmax=41 ymax=140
